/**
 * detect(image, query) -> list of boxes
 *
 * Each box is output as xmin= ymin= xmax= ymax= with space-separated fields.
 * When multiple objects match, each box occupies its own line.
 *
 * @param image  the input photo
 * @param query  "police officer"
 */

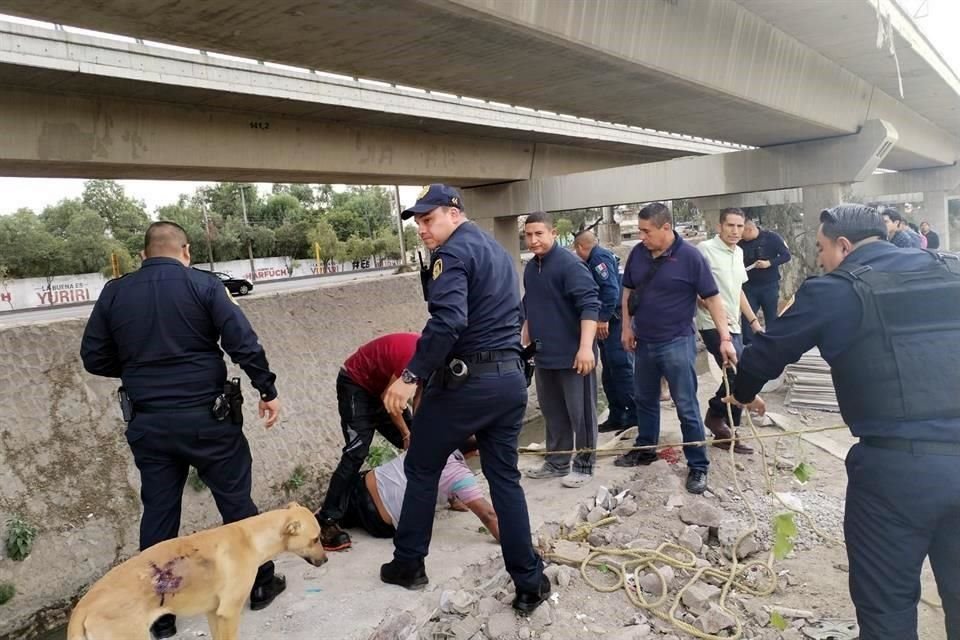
xmin=80 ymin=222 xmax=286 ymax=639
xmin=379 ymin=184 xmax=550 ymax=614
xmin=573 ymin=229 xmax=636 ymax=432
xmin=728 ymin=205 xmax=960 ymax=640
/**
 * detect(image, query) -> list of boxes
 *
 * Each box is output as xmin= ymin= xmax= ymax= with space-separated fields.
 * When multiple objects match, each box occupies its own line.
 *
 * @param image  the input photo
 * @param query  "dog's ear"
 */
xmin=286 ymin=501 xmax=301 ymax=510
xmin=284 ymin=519 xmax=302 ymax=537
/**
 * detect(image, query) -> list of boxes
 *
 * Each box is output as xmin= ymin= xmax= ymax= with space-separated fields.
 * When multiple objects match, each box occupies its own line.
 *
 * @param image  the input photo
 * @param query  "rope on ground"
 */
xmin=516 ymin=423 xmax=850 ymax=457
xmin=542 ymin=369 xmax=829 ymax=639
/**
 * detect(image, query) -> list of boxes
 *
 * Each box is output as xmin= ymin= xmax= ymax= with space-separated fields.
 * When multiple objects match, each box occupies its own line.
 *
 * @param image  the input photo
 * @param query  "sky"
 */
xmin=0 ymin=0 xmax=957 ymax=217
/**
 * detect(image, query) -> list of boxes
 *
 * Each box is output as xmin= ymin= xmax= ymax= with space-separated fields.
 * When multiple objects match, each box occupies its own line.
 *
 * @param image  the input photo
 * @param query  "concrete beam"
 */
xmin=466 ymin=120 xmax=898 ymax=218
xmin=855 ymin=164 xmax=960 ymax=199
xmin=0 ymin=88 xmax=649 ymax=184
xmin=696 ymin=163 xmax=960 ymax=212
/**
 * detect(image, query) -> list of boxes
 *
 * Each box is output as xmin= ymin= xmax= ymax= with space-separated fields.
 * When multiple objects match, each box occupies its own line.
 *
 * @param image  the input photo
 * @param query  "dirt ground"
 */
xmin=38 ymin=377 xmax=947 ymax=640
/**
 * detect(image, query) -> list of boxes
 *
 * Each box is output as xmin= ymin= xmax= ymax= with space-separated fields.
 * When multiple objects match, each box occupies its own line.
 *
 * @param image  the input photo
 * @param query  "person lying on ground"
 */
xmin=326 ymin=437 xmax=500 ymax=542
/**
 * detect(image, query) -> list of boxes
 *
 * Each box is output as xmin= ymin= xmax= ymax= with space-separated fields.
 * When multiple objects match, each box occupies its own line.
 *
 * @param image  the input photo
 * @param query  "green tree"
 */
xmin=325 ymin=208 xmax=366 ymax=242
xmin=259 ymin=193 xmax=302 ymax=229
xmin=555 ymin=218 xmax=574 ymax=244
xmin=0 ymin=209 xmax=69 ymax=278
xmin=344 ymin=235 xmax=375 ymax=263
xmin=307 ymin=220 xmax=340 ymax=273
xmin=81 ymin=180 xmax=150 ymax=247
xmin=275 ymin=221 xmax=311 ymax=260
xmin=329 ymin=186 xmax=394 ymax=236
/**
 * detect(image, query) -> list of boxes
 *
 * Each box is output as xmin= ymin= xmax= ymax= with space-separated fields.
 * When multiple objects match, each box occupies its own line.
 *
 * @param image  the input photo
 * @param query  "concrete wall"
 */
xmin=0 ymin=273 xmax=539 ymax=638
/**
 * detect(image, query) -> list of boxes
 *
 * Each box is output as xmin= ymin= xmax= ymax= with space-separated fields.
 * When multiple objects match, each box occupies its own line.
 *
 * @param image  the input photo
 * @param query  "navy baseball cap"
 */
xmin=401 ymin=184 xmax=464 ymax=220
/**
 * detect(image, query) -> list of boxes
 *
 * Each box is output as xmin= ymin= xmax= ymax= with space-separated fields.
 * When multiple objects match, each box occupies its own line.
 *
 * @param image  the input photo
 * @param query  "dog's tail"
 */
xmin=66 ymin=607 xmax=90 ymax=640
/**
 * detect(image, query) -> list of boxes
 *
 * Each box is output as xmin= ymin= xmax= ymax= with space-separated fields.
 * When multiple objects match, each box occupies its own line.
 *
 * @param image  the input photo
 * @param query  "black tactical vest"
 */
xmin=828 ymin=251 xmax=960 ymax=425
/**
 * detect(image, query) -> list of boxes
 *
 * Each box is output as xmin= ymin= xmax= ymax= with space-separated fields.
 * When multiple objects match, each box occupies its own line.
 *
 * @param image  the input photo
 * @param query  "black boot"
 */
xmin=614 ymin=449 xmax=658 ymax=467
xmin=513 ymin=573 xmax=551 ymax=614
xmin=150 ymin=614 xmax=177 ymax=639
xmin=250 ymin=574 xmax=286 ymax=611
xmin=380 ymin=559 xmax=428 ymax=589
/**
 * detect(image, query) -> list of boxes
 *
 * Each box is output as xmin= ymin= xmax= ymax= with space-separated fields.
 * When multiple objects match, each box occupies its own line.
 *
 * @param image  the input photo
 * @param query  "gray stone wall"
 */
xmin=0 ymin=273 xmax=540 ymax=637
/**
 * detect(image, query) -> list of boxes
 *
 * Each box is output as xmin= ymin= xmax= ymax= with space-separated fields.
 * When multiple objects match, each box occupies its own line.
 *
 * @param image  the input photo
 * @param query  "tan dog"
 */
xmin=68 ymin=502 xmax=328 ymax=640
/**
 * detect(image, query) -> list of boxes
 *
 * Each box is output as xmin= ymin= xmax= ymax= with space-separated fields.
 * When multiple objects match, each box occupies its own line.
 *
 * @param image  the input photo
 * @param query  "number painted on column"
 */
xmin=249 ymin=121 xmax=270 ymax=130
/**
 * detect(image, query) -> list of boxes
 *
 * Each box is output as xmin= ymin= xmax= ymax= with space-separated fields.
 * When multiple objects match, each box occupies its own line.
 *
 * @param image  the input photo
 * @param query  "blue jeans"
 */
xmin=633 ymin=334 xmax=708 ymax=471
xmin=742 ymin=281 xmax=780 ymax=344
xmin=600 ymin=315 xmax=636 ymax=426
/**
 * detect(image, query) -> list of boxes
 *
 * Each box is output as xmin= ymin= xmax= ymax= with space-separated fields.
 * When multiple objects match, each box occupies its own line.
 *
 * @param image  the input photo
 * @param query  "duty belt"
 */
xmin=455 ymin=350 xmax=521 ymax=364
xmin=862 ymin=437 xmax=960 ymax=456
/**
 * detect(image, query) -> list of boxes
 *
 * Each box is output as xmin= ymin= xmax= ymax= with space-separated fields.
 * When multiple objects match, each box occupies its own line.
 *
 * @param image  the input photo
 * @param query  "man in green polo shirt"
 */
xmin=696 ymin=208 xmax=762 ymax=454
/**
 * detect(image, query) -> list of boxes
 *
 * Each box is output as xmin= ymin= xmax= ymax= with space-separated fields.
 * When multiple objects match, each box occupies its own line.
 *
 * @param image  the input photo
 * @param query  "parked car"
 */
xmin=193 ymin=268 xmax=254 ymax=296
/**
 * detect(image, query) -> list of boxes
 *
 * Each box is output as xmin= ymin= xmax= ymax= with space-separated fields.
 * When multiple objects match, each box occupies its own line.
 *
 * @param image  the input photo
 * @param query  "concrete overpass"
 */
xmin=0 ymin=0 xmax=956 ymax=171
xmin=0 ymin=20 xmax=742 ymax=184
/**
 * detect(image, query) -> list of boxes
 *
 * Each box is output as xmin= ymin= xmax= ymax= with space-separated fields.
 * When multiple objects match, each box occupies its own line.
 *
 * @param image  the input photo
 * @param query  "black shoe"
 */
xmin=250 ymin=574 xmax=286 ymax=611
xmin=686 ymin=469 xmax=708 ymax=495
xmin=598 ymin=419 xmax=629 ymax=434
xmin=513 ymin=573 xmax=552 ymax=614
xmin=614 ymin=449 xmax=658 ymax=467
xmin=380 ymin=559 xmax=429 ymax=589
xmin=150 ymin=614 xmax=176 ymax=639
xmin=319 ymin=520 xmax=352 ymax=552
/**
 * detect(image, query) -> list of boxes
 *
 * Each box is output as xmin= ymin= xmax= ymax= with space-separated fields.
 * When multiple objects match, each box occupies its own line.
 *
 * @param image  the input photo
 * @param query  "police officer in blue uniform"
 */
xmin=80 ymin=222 xmax=287 ymax=639
xmin=380 ymin=184 xmax=550 ymax=613
xmin=728 ymin=205 xmax=960 ymax=640
xmin=573 ymin=230 xmax=636 ymax=432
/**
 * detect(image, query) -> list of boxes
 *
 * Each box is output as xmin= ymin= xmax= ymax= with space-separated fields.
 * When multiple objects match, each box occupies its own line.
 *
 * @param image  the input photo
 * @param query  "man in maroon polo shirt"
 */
xmin=315 ymin=332 xmax=420 ymax=551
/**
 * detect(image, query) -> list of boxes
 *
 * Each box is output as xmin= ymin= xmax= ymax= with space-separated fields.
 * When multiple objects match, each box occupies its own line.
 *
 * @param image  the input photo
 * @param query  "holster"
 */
xmin=439 ymin=359 xmax=469 ymax=390
xmin=117 ymin=387 xmax=134 ymax=423
xmin=520 ymin=339 xmax=541 ymax=388
xmin=226 ymin=377 xmax=244 ymax=426
xmin=418 ymin=251 xmax=431 ymax=302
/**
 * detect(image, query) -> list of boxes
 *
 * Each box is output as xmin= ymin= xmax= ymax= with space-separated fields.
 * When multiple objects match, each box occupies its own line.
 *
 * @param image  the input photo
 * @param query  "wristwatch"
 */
xmin=401 ymin=368 xmax=419 ymax=384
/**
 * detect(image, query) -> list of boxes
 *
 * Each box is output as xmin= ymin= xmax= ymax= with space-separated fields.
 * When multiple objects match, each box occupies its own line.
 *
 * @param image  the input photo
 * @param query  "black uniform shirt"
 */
xmin=406 ymin=222 xmax=522 ymax=378
xmin=81 ymin=257 xmax=277 ymax=408
xmin=735 ymin=241 xmax=959 ymax=441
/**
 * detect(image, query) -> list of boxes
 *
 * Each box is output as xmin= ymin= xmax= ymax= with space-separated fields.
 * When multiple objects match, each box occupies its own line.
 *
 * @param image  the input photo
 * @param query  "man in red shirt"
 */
xmin=315 ymin=333 xmax=420 ymax=551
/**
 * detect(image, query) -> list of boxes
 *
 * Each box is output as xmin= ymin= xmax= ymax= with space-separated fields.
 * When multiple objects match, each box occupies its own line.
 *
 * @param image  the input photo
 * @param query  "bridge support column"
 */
xmin=923 ymin=190 xmax=950 ymax=249
xmin=597 ymin=206 xmax=621 ymax=247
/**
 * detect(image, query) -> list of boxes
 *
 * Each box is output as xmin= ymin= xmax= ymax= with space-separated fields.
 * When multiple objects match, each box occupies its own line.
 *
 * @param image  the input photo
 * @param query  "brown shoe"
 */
xmin=704 ymin=413 xmax=732 ymax=443
xmin=705 ymin=415 xmax=754 ymax=454
xmin=320 ymin=520 xmax=352 ymax=552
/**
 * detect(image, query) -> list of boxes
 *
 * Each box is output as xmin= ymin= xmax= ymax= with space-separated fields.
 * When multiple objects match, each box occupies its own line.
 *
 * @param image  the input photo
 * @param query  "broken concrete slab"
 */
xmin=485 ymin=611 xmax=518 ymax=639
xmin=681 ymin=582 xmax=721 ymax=616
xmin=695 ymin=603 xmax=737 ymax=635
xmin=679 ymin=500 xmax=724 ymax=528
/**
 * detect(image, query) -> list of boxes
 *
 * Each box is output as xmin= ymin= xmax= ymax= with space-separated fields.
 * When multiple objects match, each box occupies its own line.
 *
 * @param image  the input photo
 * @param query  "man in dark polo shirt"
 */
xmin=315 ymin=332 xmax=419 ymax=551
xmin=614 ymin=203 xmax=736 ymax=494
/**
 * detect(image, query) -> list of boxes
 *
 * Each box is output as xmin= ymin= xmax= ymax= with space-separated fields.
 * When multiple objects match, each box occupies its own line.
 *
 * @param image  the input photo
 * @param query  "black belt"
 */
xmin=463 ymin=359 xmax=523 ymax=375
xmin=455 ymin=350 xmax=520 ymax=364
xmin=862 ymin=437 xmax=960 ymax=456
xmin=134 ymin=400 xmax=213 ymax=414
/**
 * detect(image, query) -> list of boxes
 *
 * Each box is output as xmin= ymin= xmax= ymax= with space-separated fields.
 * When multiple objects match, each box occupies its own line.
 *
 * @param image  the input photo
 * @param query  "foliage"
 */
xmin=555 ymin=218 xmax=574 ymax=243
xmin=5 ymin=516 xmax=37 ymax=562
xmin=281 ymin=465 xmax=308 ymax=493
xmin=792 ymin=461 xmax=814 ymax=485
xmin=770 ymin=611 xmax=788 ymax=631
xmin=772 ymin=512 xmax=798 ymax=561
xmin=0 ymin=582 xmax=14 ymax=605
xmin=187 ymin=467 xmax=207 ymax=492
xmin=0 ymin=181 xmax=411 ymax=279
xmin=366 ymin=436 xmax=398 ymax=468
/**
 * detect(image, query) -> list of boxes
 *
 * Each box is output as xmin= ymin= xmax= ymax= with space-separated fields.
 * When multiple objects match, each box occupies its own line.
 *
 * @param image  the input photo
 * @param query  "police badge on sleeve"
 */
xmin=595 ymin=263 xmax=610 ymax=280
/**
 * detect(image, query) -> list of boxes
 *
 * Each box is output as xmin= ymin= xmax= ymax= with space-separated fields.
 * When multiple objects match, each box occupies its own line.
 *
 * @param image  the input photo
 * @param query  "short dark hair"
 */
xmin=525 ymin=211 xmax=553 ymax=226
xmin=144 ymin=221 xmax=189 ymax=256
xmin=819 ymin=204 xmax=886 ymax=244
xmin=637 ymin=202 xmax=672 ymax=227
xmin=458 ymin=436 xmax=479 ymax=456
xmin=879 ymin=207 xmax=903 ymax=224
xmin=719 ymin=207 xmax=745 ymax=224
